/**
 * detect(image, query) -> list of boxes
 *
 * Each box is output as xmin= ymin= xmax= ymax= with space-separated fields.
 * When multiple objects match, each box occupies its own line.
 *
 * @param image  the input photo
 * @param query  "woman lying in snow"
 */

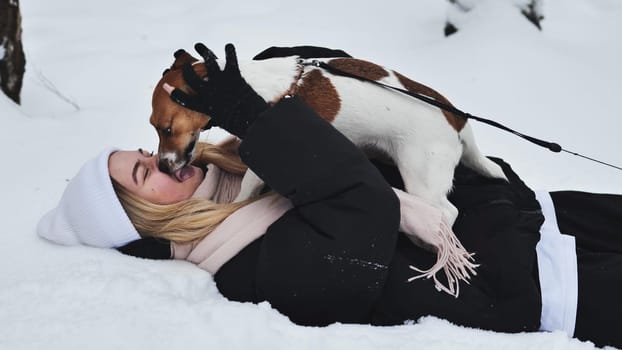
xmin=37 ymin=44 xmax=622 ymax=349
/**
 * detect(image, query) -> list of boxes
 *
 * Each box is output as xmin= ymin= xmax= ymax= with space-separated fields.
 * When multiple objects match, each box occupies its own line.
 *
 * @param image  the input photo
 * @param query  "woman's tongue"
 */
xmin=174 ymin=166 xmax=195 ymax=182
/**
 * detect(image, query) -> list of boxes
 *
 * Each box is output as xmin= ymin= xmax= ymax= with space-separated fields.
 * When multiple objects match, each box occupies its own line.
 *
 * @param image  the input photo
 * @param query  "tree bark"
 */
xmin=0 ymin=0 xmax=26 ymax=104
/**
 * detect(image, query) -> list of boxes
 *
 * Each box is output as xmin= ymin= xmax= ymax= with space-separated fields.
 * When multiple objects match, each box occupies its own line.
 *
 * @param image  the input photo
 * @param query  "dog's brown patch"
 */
xmin=171 ymin=49 xmax=199 ymax=70
xmin=152 ymin=64 xmax=208 ymax=128
xmin=327 ymin=58 xmax=389 ymax=81
xmin=393 ymin=71 xmax=466 ymax=131
xmin=151 ymin=63 xmax=211 ymax=157
xmin=296 ymin=69 xmax=340 ymax=122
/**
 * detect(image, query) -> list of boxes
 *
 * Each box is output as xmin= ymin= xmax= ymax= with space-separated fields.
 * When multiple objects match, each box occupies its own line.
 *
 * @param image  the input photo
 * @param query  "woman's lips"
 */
xmin=174 ymin=166 xmax=195 ymax=182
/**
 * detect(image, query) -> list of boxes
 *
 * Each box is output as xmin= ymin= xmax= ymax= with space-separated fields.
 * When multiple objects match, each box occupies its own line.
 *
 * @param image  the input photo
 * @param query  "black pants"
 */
xmin=551 ymin=191 xmax=622 ymax=349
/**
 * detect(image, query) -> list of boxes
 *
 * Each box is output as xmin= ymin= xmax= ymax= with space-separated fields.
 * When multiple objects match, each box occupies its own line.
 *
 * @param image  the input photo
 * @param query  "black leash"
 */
xmin=305 ymin=60 xmax=622 ymax=172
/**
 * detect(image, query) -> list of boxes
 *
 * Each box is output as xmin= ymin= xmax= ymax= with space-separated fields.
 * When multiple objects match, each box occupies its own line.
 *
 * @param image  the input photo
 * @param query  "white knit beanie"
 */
xmin=37 ymin=148 xmax=141 ymax=248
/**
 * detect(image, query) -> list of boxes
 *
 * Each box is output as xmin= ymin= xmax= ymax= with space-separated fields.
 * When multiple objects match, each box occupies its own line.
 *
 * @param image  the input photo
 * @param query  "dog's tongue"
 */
xmin=174 ymin=166 xmax=195 ymax=182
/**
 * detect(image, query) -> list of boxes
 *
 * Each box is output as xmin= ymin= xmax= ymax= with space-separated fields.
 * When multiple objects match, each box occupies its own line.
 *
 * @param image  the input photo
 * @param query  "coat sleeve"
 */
xmin=116 ymin=237 xmax=172 ymax=260
xmin=237 ymin=97 xmax=401 ymax=326
xmin=371 ymin=158 xmax=544 ymax=333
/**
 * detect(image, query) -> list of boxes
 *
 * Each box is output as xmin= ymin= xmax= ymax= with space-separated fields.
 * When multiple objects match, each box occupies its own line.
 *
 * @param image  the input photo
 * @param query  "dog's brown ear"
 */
xmin=169 ymin=49 xmax=199 ymax=71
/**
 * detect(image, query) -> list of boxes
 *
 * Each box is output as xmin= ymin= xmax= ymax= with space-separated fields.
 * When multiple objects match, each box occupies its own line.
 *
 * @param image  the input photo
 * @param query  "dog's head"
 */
xmin=150 ymin=49 xmax=210 ymax=176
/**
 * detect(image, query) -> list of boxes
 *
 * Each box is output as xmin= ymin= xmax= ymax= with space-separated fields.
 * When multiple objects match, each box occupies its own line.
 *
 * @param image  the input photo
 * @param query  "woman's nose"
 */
xmin=147 ymin=154 xmax=161 ymax=170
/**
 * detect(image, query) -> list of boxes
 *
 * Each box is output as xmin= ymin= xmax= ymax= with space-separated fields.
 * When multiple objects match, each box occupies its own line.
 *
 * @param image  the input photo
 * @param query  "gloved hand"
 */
xmin=168 ymin=43 xmax=269 ymax=139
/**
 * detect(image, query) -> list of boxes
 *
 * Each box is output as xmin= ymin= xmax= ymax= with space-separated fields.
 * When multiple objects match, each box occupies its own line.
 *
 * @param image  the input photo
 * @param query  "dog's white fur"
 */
xmin=215 ymin=57 xmax=506 ymax=225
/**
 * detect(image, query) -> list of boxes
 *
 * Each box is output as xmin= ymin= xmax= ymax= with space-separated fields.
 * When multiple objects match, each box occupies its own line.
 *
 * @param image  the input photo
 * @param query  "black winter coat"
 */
xmin=121 ymin=97 xmax=544 ymax=332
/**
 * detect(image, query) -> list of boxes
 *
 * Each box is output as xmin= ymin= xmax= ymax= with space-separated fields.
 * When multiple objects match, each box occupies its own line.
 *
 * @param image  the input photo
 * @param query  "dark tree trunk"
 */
xmin=445 ymin=0 xmax=544 ymax=37
xmin=0 ymin=0 xmax=26 ymax=104
xmin=520 ymin=0 xmax=544 ymax=30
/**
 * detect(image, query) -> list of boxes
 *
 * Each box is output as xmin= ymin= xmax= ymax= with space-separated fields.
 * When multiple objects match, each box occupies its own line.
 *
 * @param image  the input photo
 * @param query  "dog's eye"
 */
xmin=162 ymin=127 xmax=173 ymax=136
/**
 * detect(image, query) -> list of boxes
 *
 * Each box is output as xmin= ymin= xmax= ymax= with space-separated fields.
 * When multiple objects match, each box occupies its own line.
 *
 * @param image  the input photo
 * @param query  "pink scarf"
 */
xmin=191 ymin=163 xmax=242 ymax=204
xmin=173 ymin=165 xmax=477 ymax=297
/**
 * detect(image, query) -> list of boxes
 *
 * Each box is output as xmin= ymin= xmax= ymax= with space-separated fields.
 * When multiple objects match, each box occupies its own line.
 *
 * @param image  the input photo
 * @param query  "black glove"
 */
xmin=169 ymin=43 xmax=269 ymax=139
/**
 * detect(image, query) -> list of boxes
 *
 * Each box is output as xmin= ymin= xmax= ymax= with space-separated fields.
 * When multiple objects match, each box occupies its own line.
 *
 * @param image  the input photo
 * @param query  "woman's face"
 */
xmin=109 ymin=149 xmax=204 ymax=205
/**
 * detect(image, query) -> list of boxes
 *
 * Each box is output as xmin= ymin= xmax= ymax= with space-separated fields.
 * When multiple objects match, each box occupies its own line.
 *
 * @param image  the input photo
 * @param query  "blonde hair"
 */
xmin=112 ymin=139 xmax=257 ymax=243
xmin=190 ymin=138 xmax=248 ymax=174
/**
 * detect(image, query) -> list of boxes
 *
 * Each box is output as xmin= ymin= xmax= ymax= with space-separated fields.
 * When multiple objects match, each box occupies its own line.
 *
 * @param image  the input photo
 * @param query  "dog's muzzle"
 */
xmin=157 ymin=156 xmax=182 ymax=175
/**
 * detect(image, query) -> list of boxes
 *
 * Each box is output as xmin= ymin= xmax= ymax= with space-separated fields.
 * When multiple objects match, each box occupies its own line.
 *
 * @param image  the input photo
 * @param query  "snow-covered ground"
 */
xmin=1 ymin=0 xmax=621 ymax=349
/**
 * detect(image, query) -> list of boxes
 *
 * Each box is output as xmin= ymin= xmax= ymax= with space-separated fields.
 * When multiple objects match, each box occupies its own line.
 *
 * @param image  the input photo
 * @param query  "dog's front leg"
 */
xmin=234 ymin=169 xmax=265 ymax=202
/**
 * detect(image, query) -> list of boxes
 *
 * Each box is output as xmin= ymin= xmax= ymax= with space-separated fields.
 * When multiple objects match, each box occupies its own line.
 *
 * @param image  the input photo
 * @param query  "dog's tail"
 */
xmin=459 ymin=124 xmax=508 ymax=180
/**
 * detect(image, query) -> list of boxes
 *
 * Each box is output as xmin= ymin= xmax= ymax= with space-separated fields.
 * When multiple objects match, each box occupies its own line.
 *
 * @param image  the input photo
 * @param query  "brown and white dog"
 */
xmin=150 ymin=49 xmax=506 ymax=225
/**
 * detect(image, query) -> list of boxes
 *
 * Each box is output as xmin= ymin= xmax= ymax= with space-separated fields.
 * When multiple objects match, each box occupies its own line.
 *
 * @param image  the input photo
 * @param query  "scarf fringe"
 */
xmin=406 ymin=221 xmax=479 ymax=298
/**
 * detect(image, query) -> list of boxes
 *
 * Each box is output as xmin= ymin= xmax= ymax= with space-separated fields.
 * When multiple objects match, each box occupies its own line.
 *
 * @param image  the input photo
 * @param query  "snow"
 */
xmin=1 ymin=0 xmax=621 ymax=349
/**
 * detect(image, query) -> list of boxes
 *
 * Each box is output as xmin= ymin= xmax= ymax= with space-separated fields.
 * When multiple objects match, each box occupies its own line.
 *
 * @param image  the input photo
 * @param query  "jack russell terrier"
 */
xmin=150 ymin=47 xmax=507 ymax=225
